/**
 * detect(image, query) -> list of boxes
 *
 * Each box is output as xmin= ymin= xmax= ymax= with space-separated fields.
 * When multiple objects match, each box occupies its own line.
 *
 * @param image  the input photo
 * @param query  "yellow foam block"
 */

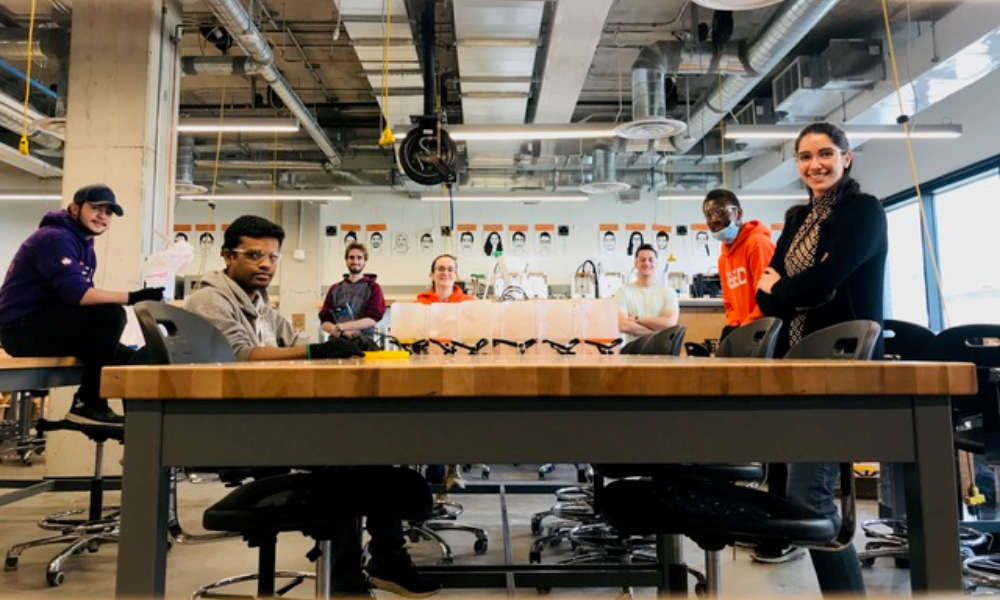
xmin=364 ymin=350 xmax=411 ymax=361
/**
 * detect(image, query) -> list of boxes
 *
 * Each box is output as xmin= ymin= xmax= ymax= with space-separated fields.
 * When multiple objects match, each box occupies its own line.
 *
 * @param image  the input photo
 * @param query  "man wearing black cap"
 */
xmin=0 ymin=184 xmax=164 ymax=426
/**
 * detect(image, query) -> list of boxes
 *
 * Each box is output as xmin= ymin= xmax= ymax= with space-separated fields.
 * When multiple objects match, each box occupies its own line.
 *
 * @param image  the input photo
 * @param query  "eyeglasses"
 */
xmin=795 ymin=148 xmax=843 ymax=163
xmin=703 ymin=206 xmax=735 ymax=219
xmin=435 ymin=266 xmax=456 ymax=273
xmin=230 ymin=249 xmax=282 ymax=263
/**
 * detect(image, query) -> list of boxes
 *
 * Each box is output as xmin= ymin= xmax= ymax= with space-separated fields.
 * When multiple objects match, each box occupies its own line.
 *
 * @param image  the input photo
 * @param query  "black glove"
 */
xmin=127 ymin=287 xmax=165 ymax=305
xmin=308 ymin=337 xmax=366 ymax=359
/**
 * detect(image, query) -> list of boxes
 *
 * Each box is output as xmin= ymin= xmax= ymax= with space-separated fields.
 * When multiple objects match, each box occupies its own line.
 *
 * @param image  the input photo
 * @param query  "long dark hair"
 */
xmin=794 ymin=122 xmax=860 ymax=200
xmin=484 ymin=231 xmax=503 ymax=257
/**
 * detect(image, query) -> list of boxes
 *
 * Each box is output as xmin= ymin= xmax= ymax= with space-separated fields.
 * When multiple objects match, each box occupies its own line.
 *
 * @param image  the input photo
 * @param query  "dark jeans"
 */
xmin=788 ymin=462 xmax=866 ymax=596
xmin=324 ymin=466 xmax=432 ymax=584
xmin=0 ymin=304 xmax=134 ymax=410
xmin=755 ymin=463 xmax=789 ymax=555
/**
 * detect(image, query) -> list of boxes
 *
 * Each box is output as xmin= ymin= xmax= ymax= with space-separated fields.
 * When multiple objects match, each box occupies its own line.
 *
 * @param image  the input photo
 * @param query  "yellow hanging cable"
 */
xmin=378 ymin=0 xmax=396 ymax=146
xmin=880 ymin=0 xmax=949 ymax=327
xmin=718 ymin=71 xmax=726 ymax=188
xmin=18 ymin=0 xmax=38 ymax=156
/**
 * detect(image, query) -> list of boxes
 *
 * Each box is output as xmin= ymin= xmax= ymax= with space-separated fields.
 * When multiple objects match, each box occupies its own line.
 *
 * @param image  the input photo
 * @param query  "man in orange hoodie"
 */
xmin=703 ymin=189 xmax=776 ymax=340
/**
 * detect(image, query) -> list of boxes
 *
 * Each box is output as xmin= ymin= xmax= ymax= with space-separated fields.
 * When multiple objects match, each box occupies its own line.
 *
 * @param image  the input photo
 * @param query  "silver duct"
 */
xmin=181 ymin=56 xmax=264 ymax=77
xmin=592 ymin=145 xmax=616 ymax=183
xmin=175 ymin=135 xmax=208 ymax=193
xmin=631 ymin=41 xmax=751 ymax=122
xmin=0 ymin=92 xmax=63 ymax=149
xmin=194 ymin=159 xmax=327 ymax=171
xmin=201 ymin=0 xmax=341 ymax=167
xmin=176 ymin=136 xmax=195 ymax=184
xmin=0 ymin=29 xmax=68 ymax=63
xmin=668 ymin=0 xmax=843 ymax=153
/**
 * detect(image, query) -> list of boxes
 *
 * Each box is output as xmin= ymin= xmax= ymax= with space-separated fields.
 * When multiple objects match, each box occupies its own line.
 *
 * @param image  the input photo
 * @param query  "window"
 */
xmin=885 ymin=201 xmax=929 ymax=325
xmin=934 ymin=171 xmax=1000 ymax=326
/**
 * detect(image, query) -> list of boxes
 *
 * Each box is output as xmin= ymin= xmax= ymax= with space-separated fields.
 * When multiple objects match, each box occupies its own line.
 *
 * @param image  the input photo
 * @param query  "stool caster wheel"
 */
xmin=860 ymin=557 xmax=875 ymax=568
xmin=536 ymin=587 xmax=551 ymax=595
xmin=47 ymin=570 xmax=66 ymax=587
xmin=530 ymin=520 xmax=543 ymax=536
xmin=529 ymin=550 xmax=541 ymax=564
xmin=481 ymin=468 xmax=490 ymax=480
xmin=694 ymin=582 xmax=707 ymax=597
xmin=474 ymin=539 xmax=488 ymax=554
xmin=5 ymin=557 xmax=18 ymax=571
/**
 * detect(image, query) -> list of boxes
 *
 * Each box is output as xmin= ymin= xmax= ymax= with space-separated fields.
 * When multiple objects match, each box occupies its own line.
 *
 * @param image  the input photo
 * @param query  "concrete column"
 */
xmin=62 ymin=0 xmax=182 ymax=291
xmin=46 ymin=0 xmax=181 ymax=478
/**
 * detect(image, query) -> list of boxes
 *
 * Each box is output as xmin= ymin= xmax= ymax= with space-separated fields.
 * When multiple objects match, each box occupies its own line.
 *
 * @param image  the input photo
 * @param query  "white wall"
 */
xmin=312 ymin=191 xmax=795 ymax=294
xmin=165 ymin=191 xmax=794 ymax=336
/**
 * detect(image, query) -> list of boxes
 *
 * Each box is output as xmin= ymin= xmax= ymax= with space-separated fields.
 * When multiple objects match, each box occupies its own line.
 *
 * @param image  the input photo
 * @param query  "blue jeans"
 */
xmin=787 ymin=462 xmax=866 ymax=596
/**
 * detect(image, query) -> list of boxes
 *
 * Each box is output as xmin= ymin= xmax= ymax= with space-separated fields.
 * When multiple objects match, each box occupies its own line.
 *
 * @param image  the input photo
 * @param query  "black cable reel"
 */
xmin=399 ymin=116 xmax=458 ymax=187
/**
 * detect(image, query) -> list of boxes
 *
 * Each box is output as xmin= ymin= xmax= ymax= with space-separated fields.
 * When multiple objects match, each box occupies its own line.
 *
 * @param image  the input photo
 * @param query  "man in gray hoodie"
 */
xmin=186 ymin=215 xmax=440 ymax=598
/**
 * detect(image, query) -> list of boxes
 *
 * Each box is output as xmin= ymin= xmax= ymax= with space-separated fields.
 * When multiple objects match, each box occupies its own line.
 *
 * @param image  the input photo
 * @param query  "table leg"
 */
xmin=905 ymin=395 xmax=962 ymax=592
xmin=116 ymin=401 xmax=170 ymax=598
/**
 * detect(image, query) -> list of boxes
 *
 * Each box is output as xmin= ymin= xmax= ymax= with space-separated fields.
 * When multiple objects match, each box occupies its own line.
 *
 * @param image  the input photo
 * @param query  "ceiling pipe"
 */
xmin=180 ymin=56 xmax=264 ymax=77
xmin=631 ymin=40 xmax=752 ymax=125
xmin=201 ymin=0 xmax=342 ymax=167
xmin=0 ymin=91 xmax=63 ymax=149
xmin=667 ymin=0 xmax=843 ymax=153
xmin=0 ymin=29 xmax=68 ymax=63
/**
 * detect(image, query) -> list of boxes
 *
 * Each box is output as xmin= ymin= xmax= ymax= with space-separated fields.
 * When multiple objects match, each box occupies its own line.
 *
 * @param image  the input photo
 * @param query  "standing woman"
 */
xmin=756 ymin=122 xmax=887 ymax=595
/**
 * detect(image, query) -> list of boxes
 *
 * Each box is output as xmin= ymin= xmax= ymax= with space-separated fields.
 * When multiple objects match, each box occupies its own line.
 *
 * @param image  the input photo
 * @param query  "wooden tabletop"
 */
xmin=0 ymin=355 xmax=83 ymax=369
xmin=101 ymin=354 xmax=977 ymax=400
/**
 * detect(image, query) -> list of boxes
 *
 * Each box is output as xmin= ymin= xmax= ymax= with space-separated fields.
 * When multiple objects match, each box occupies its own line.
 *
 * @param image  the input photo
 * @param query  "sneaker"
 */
xmin=365 ymin=557 xmax=441 ymax=598
xmin=66 ymin=401 xmax=125 ymax=427
xmin=751 ymin=545 xmax=806 ymax=564
xmin=444 ymin=464 xmax=466 ymax=491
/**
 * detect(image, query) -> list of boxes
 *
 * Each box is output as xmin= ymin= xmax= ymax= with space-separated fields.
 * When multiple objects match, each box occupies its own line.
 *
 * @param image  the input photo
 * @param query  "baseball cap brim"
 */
xmin=89 ymin=201 xmax=124 ymax=217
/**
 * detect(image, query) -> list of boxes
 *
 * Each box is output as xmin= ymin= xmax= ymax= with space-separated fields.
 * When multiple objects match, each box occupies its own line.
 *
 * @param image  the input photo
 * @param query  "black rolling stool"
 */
xmin=4 ymin=418 xmax=123 ymax=587
xmin=601 ymin=320 xmax=881 ymax=597
xmin=193 ymin=468 xmax=433 ymax=599
xmin=0 ymin=388 xmax=48 ymax=466
xmin=404 ymin=498 xmax=489 ymax=564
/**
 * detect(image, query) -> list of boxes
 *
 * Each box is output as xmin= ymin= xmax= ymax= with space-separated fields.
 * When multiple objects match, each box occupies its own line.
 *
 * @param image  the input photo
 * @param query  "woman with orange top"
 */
xmin=415 ymin=254 xmax=474 ymax=304
xmin=415 ymin=254 xmax=473 ymax=492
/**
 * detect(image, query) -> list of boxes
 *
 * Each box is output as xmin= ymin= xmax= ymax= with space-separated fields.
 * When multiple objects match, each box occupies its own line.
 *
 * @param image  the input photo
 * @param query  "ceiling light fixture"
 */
xmin=0 ymin=192 xmax=62 ymax=201
xmin=656 ymin=190 xmax=809 ymax=201
xmin=692 ymin=0 xmax=784 ymax=10
xmin=176 ymin=117 xmax=301 ymax=133
xmin=447 ymin=123 xmax=619 ymax=141
xmin=724 ymin=124 xmax=963 ymax=141
xmin=178 ymin=191 xmax=351 ymax=202
xmin=421 ymin=192 xmax=588 ymax=203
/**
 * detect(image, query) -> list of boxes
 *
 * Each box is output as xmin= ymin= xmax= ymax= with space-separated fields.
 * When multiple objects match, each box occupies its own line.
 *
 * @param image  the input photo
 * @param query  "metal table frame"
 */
xmin=0 ymin=359 xmax=83 ymax=506
xmin=114 ymin=385 xmax=963 ymax=597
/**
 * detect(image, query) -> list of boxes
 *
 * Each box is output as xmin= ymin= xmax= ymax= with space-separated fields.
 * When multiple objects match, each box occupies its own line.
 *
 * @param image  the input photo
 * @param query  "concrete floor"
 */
xmin=0 ymin=463 xmax=917 ymax=599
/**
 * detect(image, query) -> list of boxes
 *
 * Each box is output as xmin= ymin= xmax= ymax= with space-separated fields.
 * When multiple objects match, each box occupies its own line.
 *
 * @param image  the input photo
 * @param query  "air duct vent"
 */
xmin=733 ymin=99 xmax=775 ymax=126
xmin=581 ymin=145 xmax=631 ymax=195
xmin=818 ymin=39 xmax=884 ymax=91
xmin=614 ymin=117 xmax=687 ymax=141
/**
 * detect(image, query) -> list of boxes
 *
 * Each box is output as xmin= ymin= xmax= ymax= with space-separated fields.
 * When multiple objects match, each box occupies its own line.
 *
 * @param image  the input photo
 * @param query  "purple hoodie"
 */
xmin=0 ymin=210 xmax=96 ymax=327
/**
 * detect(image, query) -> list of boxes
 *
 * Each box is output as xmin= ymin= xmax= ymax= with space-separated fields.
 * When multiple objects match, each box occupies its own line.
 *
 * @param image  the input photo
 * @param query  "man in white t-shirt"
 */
xmin=615 ymin=243 xmax=680 ymax=343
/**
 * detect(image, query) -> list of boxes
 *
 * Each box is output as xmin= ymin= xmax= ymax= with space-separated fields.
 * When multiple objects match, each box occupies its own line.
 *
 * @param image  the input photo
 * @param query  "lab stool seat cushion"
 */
xmin=602 ymin=477 xmax=837 ymax=552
